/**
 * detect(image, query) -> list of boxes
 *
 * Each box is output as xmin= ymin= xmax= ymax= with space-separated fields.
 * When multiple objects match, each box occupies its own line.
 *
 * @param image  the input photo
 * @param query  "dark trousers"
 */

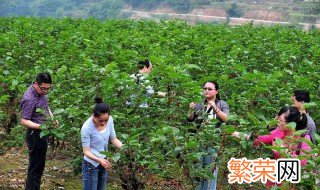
xmin=25 ymin=129 xmax=48 ymax=190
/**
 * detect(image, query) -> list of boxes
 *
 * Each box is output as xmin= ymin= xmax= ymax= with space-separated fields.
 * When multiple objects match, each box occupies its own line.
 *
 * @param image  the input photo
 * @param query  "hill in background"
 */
xmin=0 ymin=0 xmax=319 ymax=25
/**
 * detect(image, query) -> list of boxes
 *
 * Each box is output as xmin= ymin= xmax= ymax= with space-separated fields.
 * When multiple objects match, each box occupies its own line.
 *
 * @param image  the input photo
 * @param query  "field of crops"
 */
xmin=0 ymin=18 xmax=319 ymax=189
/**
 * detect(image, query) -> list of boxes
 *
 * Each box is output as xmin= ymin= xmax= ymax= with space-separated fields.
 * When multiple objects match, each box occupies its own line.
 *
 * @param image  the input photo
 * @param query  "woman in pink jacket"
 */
xmin=254 ymin=106 xmax=311 ymax=163
xmin=254 ymin=106 xmax=311 ymax=187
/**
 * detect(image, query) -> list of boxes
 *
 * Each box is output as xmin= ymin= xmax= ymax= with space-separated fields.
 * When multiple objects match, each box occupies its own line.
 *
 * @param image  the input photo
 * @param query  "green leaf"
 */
xmin=0 ymin=95 xmax=10 ymax=103
xmin=57 ymin=133 xmax=65 ymax=139
xmin=267 ymin=120 xmax=279 ymax=127
xmin=40 ymin=131 xmax=49 ymax=138
xmin=3 ymin=70 xmax=9 ymax=75
xmin=112 ymin=153 xmax=121 ymax=162
xmin=294 ymin=130 xmax=308 ymax=136
xmin=186 ymin=140 xmax=198 ymax=148
xmin=101 ymin=151 xmax=113 ymax=158
xmin=120 ymin=134 xmax=129 ymax=139
xmin=271 ymin=186 xmax=281 ymax=190
xmin=303 ymin=102 xmax=317 ymax=109
xmin=314 ymin=133 xmax=320 ymax=142
xmin=274 ymin=139 xmax=284 ymax=146
xmin=224 ymin=126 xmax=236 ymax=134
xmin=36 ymin=108 xmax=46 ymax=114
xmin=248 ymin=113 xmax=260 ymax=124
xmin=150 ymin=135 xmax=167 ymax=143
xmin=285 ymin=122 xmax=296 ymax=130
xmin=172 ymin=127 xmax=180 ymax=136
xmin=268 ymin=145 xmax=281 ymax=152
xmin=53 ymin=109 xmax=64 ymax=115
xmin=185 ymin=49 xmax=195 ymax=56
xmin=185 ymin=64 xmax=201 ymax=70
xmin=40 ymin=123 xmax=49 ymax=130
xmin=226 ymin=114 xmax=237 ymax=121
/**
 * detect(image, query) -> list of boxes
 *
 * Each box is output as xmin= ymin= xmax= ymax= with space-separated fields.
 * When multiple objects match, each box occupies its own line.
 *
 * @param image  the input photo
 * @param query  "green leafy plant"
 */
xmin=0 ymin=17 xmax=319 ymax=189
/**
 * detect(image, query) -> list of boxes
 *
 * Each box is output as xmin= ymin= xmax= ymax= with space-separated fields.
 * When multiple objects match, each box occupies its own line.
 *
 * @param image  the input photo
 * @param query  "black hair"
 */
xmin=93 ymin=97 xmax=110 ymax=117
xmin=205 ymin=80 xmax=221 ymax=100
xmin=293 ymin=90 xmax=310 ymax=103
xmin=277 ymin=106 xmax=307 ymax=131
xmin=36 ymin=73 xmax=52 ymax=84
xmin=137 ymin=59 xmax=151 ymax=70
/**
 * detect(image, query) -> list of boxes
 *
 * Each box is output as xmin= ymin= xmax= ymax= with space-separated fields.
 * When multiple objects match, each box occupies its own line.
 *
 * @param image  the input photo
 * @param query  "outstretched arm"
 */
xmin=21 ymin=118 xmax=41 ymax=129
xmin=110 ymin=138 xmax=123 ymax=149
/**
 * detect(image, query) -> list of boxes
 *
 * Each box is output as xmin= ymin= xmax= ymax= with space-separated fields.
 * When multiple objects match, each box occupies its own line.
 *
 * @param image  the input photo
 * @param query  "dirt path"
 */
xmin=0 ymin=146 xmax=82 ymax=190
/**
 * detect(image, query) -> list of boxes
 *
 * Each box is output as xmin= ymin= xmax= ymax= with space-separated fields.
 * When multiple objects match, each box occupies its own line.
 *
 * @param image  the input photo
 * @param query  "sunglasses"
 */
xmin=203 ymin=87 xmax=216 ymax=91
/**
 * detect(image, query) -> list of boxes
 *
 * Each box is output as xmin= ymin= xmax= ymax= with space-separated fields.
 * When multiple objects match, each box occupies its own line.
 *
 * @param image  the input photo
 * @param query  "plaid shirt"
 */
xmin=21 ymin=85 xmax=49 ymax=124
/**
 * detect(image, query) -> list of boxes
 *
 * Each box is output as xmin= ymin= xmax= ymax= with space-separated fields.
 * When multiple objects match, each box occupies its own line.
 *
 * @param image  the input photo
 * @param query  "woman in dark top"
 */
xmin=188 ymin=81 xmax=229 ymax=124
xmin=187 ymin=80 xmax=229 ymax=190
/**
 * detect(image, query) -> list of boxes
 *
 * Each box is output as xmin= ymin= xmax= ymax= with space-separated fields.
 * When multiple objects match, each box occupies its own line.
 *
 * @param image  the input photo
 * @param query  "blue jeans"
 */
xmin=197 ymin=148 xmax=218 ymax=190
xmin=82 ymin=159 xmax=107 ymax=190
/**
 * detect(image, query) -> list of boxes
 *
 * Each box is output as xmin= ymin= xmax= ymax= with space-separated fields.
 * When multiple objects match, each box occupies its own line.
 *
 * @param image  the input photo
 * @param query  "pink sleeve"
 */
xmin=254 ymin=128 xmax=286 ymax=146
xmin=256 ymin=134 xmax=273 ymax=145
xmin=270 ymin=128 xmax=286 ymax=139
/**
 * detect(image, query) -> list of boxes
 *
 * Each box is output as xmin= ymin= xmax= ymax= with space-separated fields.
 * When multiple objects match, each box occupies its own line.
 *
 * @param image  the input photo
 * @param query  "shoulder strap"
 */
xmin=206 ymin=106 xmax=213 ymax=114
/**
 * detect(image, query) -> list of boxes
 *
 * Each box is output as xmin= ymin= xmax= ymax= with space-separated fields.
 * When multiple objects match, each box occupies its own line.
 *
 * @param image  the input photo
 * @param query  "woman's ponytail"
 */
xmin=295 ymin=113 xmax=308 ymax=131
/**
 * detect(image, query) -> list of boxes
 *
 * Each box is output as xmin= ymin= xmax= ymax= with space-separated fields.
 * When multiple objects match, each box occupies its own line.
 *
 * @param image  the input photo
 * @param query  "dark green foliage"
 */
xmin=0 ymin=18 xmax=319 ymax=189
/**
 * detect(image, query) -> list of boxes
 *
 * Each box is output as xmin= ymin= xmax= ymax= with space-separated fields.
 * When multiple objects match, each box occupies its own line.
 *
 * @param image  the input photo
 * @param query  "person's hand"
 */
xmin=232 ymin=131 xmax=240 ymax=138
xmin=189 ymin=102 xmax=196 ymax=109
xmin=208 ymin=100 xmax=217 ymax=109
xmin=53 ymin=120 xmax=59 ymax=125
xmin=49 ymin=120 xmax=59 ymax=129
xmin=253 ymin=139 xmax=261 ymax=147
xmin=244 ymin=134 xmax=251 ymax=140
xmin=157 ymin=92 xmax=166 ymax=97
xmin=53 ymin=120 xmax=59 ymax=127
xmin=232 ymin=131 xmax=251 ymax=140
xmin=99 ymin=158 xmax=112 ymax=170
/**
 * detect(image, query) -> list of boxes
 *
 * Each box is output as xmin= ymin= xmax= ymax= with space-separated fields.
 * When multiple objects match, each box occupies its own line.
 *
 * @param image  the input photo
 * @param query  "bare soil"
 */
xmin=191 ymin=8 xmax=227 ymax=17
xmin=0 ymin=146 xmax=82 ymax=190
xmin=243 ymin=10 xmax=285 ymax=22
